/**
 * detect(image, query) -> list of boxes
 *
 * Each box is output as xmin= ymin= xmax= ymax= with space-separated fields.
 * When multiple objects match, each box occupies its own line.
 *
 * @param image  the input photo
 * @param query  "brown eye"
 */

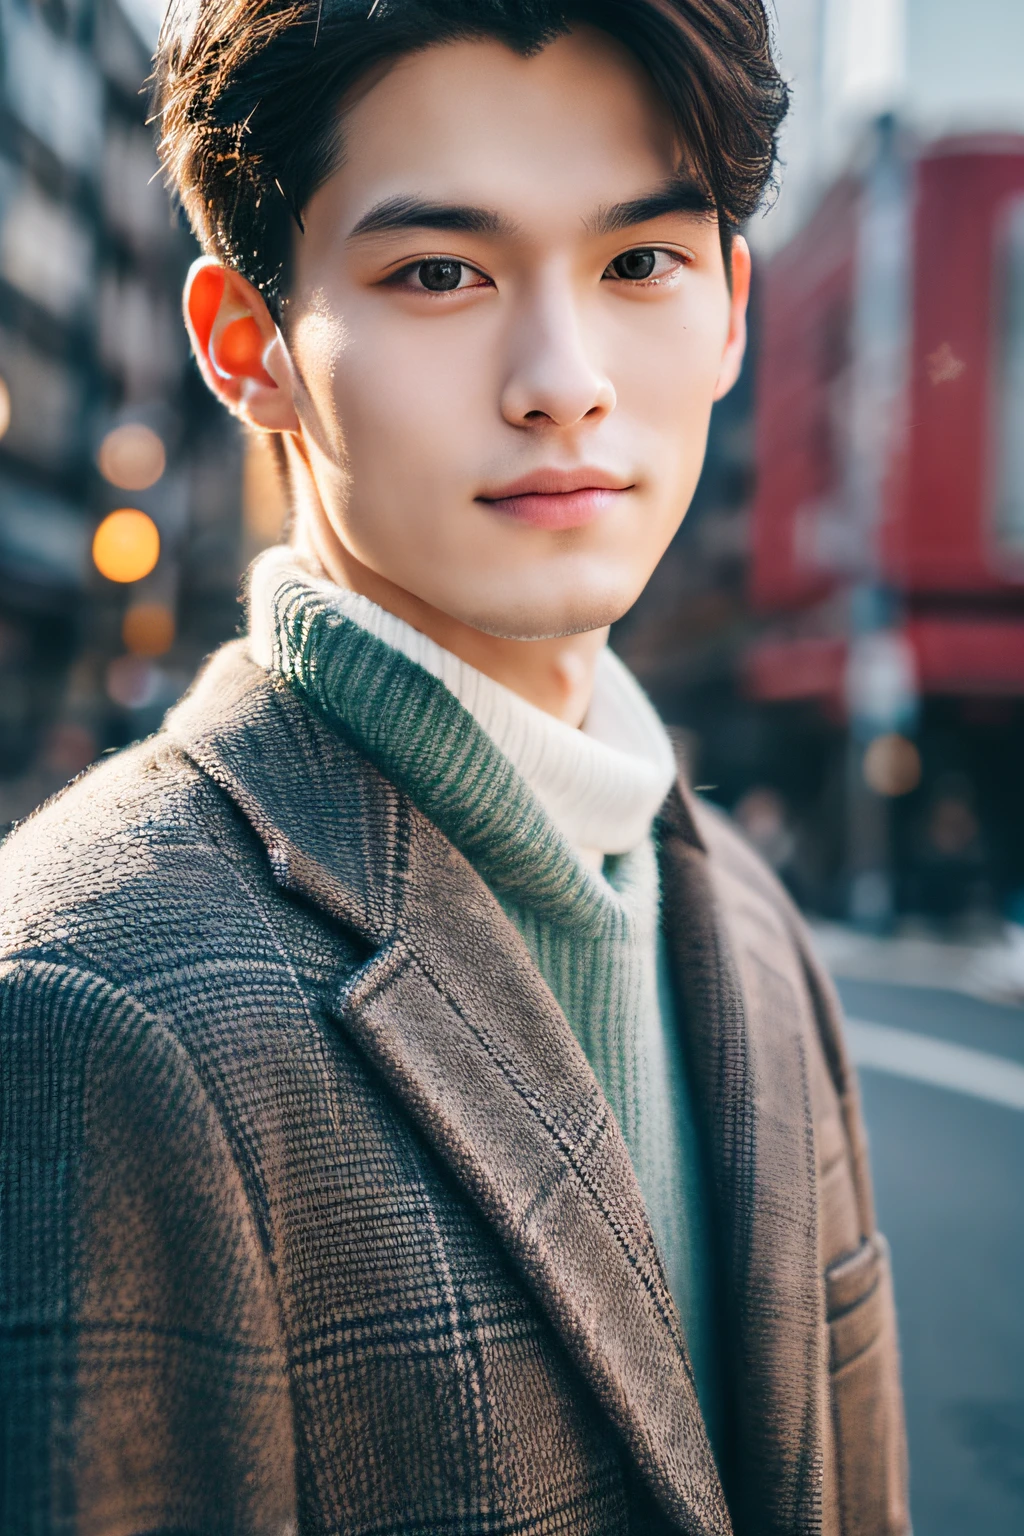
xmin=417 ymin=259 xmax=463 ymax=291
xmin=610 ymin=249 xmax=657 ymax=281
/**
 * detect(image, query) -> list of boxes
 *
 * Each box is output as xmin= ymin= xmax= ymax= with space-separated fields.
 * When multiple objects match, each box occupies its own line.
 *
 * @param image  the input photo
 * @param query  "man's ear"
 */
xmin=183 ymin=257 xmax=301 ymax=432
xmin=713 ymin=234 xmax=751 ymax=402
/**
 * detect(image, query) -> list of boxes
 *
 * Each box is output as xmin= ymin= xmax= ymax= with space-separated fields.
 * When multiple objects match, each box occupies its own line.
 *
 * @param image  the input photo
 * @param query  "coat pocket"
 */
xmin=826 ymin=1233 xmax=911 ymax=1536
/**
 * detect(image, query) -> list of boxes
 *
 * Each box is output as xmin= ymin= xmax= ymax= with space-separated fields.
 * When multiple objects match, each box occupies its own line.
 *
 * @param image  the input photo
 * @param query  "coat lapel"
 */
xmin=659 ymin=783 xmax=825 ymax=1536
xmin=168 ymin=646 xmax=730 ymax=1536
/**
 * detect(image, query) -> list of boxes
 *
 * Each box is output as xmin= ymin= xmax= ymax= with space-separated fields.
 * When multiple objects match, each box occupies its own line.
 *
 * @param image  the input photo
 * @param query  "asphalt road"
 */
xmin=834 ymin=977 xmax=1024 ymax=1535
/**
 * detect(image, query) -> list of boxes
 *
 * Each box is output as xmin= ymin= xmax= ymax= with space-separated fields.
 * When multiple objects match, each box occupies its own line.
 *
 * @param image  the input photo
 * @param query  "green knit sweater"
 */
xmin=261 ymin=569 xmax=722 ymax=1452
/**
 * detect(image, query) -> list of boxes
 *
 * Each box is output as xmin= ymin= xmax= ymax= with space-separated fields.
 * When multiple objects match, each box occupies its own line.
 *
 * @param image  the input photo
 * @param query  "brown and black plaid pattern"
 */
xmin=0 ymin=643 xmax=909 ymax=1536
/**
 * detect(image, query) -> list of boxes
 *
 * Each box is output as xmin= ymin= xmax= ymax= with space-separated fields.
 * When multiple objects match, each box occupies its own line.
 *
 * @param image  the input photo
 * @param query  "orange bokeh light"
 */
xmin=122 ymin=601 xmax=175 ymax=657
xmin=92 ymin=509 xmax=160 ymax=584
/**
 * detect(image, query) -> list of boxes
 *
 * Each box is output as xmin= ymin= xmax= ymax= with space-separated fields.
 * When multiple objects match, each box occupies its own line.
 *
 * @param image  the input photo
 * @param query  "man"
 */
xmin=0 ymin=2 xmax=909 ymax=1532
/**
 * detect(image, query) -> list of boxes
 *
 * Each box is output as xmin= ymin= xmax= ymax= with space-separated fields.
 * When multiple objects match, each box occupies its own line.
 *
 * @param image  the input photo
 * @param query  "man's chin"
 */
xmin=455 ymin=584 xmax=639 ymax=643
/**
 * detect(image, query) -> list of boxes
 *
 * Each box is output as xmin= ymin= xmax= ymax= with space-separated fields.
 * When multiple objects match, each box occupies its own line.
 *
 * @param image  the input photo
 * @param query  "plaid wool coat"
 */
xmin=0 ymin=642 xmax=909 ymax=1536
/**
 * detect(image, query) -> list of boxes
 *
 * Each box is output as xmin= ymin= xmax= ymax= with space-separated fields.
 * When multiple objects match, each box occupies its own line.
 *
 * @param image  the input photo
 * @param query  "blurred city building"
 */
xmin=616 ymin=0 xmax=1024 ymax=927
xmin=0 ymin=0 xmax=261 ymax=833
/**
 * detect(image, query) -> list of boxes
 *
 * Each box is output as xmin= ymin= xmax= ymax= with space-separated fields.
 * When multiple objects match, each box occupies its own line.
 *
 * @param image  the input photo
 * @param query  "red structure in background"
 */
xmin=745 ymin=135 xmax=1024 ymax=918
xmin=750 ymin=135 xmax=1024 ymax=700
xmin=751 ymin=173 xmax=859 ymax=618
xmin=891 ymin=143 xmax=1024 ymax=597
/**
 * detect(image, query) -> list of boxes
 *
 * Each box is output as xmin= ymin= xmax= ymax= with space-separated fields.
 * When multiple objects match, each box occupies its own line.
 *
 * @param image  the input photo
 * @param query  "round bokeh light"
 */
xmin=122 ymin=601 xmax=175 ymax=657
xmin=98 ymin=423 xmax=166 ymax=491
xmin=0 ymin=376 xmax=10 ymax=440
xmin=863 ymin=733 xmax=922 ymax=798
xmin=92 ymin=509 xmax=160 ymax=584
xmin=106 ymin=656 xmax=162 ymax=710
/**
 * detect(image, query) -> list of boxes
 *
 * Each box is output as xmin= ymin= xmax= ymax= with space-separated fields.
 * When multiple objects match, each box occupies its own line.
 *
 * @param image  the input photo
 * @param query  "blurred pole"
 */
xmin=842 ymin=115 xmax=916 ymax=929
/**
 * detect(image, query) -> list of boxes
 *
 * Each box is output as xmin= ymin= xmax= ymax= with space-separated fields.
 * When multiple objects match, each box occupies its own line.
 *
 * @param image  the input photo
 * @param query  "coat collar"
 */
xmin=168 ymin=642 xmax=823 ymax=1536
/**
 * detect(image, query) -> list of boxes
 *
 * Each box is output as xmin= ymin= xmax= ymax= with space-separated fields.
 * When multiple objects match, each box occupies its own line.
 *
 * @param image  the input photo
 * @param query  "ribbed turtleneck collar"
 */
xmin=249 ymin=547 xmax=676 ymax=866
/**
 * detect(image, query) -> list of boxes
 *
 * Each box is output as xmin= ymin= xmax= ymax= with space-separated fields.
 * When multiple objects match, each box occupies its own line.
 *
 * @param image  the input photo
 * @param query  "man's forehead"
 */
xmin=331 ymin=31 xmax=683 ymax=205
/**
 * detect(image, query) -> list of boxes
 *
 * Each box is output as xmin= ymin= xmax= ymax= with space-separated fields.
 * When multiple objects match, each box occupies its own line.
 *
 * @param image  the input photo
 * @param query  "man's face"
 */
xmin=212 ymin=28 xmax=749 ymax=640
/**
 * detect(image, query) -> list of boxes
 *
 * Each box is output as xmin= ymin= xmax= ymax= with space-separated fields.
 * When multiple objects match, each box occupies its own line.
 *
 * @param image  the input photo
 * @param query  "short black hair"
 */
xmin=154 ymin=0 xmax=788 ymax=315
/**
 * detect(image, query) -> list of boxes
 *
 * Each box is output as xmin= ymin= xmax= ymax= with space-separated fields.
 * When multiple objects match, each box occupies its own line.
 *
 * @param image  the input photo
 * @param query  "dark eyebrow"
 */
xmin=589 ymin=176 xmax=716 ymax=237
xmin=347 ymin=195 xmax=519 ymax=240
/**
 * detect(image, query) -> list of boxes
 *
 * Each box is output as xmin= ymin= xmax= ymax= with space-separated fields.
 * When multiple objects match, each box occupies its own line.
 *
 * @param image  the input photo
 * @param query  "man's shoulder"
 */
xmin=682 ymin=790 xmax=828 ymax=984
xmin=0 ymin=724 xmax=261 ymax=976
xmin=692 ymin=794 xmax=785 ymax=886
xmin=0 ymin=638 xmax=378 ymax=1019
xmin=673 ymin=788 xmax=793 ymax=912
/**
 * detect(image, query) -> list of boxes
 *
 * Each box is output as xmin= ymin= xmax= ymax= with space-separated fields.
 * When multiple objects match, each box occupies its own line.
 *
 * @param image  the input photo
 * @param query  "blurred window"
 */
xmin=995 ymin=195 xmax=1024 ymax=555
xmin=102 ymin=123 xmax=171 ymax=254
xmin=96 ymin=1 xmax=156 ymax=97
xmin=0 ymin=475 xmax=87 ymax=589
xmin=0 ymin=329 xmax=85 ymax=467
xmin=0 ymin=6 xmax=103 ymax=174
xmin=98 ymin=270 xmax=185 ymax=399
xmin=0 ymin=153 xmax=17 ymax=220
xmin=0 ymin=179 xmax=94 ymax=321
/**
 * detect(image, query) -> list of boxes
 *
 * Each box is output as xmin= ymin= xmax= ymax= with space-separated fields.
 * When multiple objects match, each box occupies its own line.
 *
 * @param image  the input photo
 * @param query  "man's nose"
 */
xmin=498 ymin=280 xmax=616 ymax=429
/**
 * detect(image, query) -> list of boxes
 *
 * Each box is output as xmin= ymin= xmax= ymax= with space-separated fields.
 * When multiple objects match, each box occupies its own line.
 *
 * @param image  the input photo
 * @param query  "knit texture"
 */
xmin=255 ymin=560 xmax=722 ymax=1443
xmin=249 ymin=544 xmax=678 ymax=860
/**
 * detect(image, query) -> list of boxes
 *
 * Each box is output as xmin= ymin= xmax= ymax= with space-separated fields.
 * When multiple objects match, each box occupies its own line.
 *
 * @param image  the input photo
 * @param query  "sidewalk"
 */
xmin=809 ymin=920 xmax=1024 ymax=1009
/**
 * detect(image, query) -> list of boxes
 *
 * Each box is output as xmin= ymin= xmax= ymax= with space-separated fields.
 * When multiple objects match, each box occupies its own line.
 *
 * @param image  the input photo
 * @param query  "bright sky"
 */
xmin=829 ymin=0 xmax=906 ymax=113
xmin=120 ymin=0 xmax=164 ymax=51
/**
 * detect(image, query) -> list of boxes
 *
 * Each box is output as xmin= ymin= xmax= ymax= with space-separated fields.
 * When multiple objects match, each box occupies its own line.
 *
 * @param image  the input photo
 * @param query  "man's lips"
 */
xmin=476 ymin=469 xmax=633 ymax=531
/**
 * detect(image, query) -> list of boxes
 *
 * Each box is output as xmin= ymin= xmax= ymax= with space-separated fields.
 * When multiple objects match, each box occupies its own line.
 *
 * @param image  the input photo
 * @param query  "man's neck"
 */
xmin=294 ymin=517 xmax=608 ymax=729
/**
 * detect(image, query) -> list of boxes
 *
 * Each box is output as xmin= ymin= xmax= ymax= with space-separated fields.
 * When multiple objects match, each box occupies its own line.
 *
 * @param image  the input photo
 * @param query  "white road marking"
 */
xmin=846 ymin=1019 xmax=1024 ymax=1113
